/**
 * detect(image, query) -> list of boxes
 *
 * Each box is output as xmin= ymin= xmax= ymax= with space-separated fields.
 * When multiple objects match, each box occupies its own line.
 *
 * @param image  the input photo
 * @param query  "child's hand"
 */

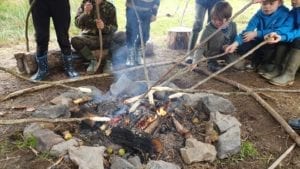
xmin=84 ymin=2 xmax=93 ymax=15
xmin=225 ymin=42 xmax=238 ymax=53
xmin=96 ymin=19 xmax=104 ymax=29
xmin=243 ymin=31 xmax=257 ymax=42
xmin=265 ymin=32 xmax=281 ymax=44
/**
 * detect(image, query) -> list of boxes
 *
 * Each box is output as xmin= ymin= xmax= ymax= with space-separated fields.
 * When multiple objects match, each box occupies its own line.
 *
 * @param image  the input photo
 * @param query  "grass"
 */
xmin=0 ymin=0 xmax=273 ymax=46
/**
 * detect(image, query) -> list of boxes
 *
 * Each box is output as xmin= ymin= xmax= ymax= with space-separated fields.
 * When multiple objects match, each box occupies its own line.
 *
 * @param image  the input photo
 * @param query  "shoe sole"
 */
xmin=260 ymin=74 xmax=275 ymax=80
xmin=269 ymin=80 xmax=294 ymax=86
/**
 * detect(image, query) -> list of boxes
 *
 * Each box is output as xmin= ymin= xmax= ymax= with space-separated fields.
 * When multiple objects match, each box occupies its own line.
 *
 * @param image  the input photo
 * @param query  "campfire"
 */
xmin=20 ymin=71 xmax=241 ymax=168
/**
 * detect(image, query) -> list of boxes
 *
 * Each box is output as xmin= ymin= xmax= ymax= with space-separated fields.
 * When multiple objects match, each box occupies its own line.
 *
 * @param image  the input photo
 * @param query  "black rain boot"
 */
xmin=62 ymin=54 xmax=79 ymax=78
xmin=30 ymin=54 xmax=49 ymax=81
xmin=207 ymin=60 xmax=222 ymax=72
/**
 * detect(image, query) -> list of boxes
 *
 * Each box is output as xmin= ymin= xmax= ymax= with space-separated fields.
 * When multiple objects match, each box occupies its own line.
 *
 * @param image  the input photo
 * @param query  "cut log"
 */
xmin=14 ymin=49 xmax=109 ymax=75
xmin=167 ymin=26 xmax=191 ymax=50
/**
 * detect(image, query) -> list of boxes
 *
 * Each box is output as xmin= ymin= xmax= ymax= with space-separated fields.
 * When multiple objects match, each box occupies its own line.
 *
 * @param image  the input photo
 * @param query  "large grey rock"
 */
xmin=217 ymin=126 xmax=241 ymax=159
xmin=211 ymin=111 xmax=241 ymax=133
xmin=23 ymin=123 xmax=42 ymax=137
xmin=50 ymin=138 xmax=80 ymax=157
xmin=110 ymin=74 xmax=147 ymax=97
xmin=24 ymin=127 xmax=64 ymax=152
xmin=69 ymin=146 xmax=106 ymax=169
xmin=110 ymin=156 xmax=136 ymax=169
xmin=32 ymin=104 xmax=70 ymax=118
xmin=145 ymin=160 xmax=181 ymax=169
xmin=128 ymin=156 xmax=143 ymax=168
xmin=201 ymin=95 xmax=236 ymax=114
xmin=180 ymin=138 xmax=217 ymax=164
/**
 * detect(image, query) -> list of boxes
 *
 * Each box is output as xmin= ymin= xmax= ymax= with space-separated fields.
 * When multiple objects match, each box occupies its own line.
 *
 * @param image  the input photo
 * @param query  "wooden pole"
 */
xmin=194 ymin=67 xmax=300 ymax=146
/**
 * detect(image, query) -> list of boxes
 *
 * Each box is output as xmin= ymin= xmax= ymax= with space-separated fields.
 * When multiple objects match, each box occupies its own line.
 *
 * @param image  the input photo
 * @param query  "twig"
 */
xmin=161 ymin=52 xmax=227 ymax=85
xmin=94 ymin=0 xmax=104 ymax=72
xmin=0 ymin=156 xmax=20 ymax=162
xmin=268 ymin=143 xmax=296 ymax=169
xmin=194 ymin=67 xmax=300 ymax=146
xmin=47 ymin=156 xmax=64 ymax=169
xmin=30 ymin=146 xmax=39 ymax=156
xmin=190 ymin=40 xmax=268 ymax=89
xmin=0 ymin=116 xmax=110 ymax=125
xmin=151 ymin=86 xmax=247 ymax=96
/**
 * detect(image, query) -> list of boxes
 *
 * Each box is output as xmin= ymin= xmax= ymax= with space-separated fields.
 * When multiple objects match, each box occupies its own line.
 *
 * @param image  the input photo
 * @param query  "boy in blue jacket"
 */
xmin=262 ymin=0 xmax=300 ymax=86
xmin=225 ymin=0 xmax=289 ymax=72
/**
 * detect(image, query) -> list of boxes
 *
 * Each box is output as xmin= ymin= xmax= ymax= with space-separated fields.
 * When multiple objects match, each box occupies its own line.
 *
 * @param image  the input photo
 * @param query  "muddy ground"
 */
xmin=0 ymin=40 xmax=300 ymax=169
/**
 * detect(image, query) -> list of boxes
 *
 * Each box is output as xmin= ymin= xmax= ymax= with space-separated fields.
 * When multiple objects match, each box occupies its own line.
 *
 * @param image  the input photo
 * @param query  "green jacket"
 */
xmin=75 ymin=0 xmax=118 ymax=36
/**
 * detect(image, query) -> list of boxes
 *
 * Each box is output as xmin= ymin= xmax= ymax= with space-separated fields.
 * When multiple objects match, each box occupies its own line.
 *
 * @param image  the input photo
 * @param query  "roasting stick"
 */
xmin=268 ymin=143 xmax=296 ymax=169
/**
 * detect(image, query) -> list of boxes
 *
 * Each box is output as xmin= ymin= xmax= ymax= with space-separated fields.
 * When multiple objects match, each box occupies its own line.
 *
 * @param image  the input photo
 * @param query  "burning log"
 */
xmin=172 ymin=115 xmax=192 ymax=139
xmin=73 ymin=96 xmax=93 ymax=105
xmin=144 ymin=118 xmax=160 ymax=134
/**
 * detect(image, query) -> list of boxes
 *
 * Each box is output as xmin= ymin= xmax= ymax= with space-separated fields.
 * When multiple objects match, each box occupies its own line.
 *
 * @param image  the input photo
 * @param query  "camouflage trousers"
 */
xmin=71 ymin=34 xmax=113 ymax=51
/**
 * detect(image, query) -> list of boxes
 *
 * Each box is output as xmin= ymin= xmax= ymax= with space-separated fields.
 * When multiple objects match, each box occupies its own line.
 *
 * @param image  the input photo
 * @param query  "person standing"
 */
xmin=125 ymin=0 xmax=160 ymax=67
xmin=30 ymin=0 xmax=79 ymax=81
xmin=188 ymin=0 xmax=223 ymax=52
xmin=71 ymin=0 xmax=118 ymax=74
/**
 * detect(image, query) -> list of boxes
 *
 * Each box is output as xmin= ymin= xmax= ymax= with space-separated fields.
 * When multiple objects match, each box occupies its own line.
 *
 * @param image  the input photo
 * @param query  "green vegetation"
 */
xmin=15 ymin=135 xmax=38 ymax=149
xmin=0 ymin=0 xmax=264 ymax=46
xmin=240 ymin=140 xmax=258 ymax=159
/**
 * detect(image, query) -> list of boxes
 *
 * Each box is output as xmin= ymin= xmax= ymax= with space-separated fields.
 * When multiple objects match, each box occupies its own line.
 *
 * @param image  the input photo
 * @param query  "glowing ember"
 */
xmin=156 ymin=107 xmax=167 ymax=116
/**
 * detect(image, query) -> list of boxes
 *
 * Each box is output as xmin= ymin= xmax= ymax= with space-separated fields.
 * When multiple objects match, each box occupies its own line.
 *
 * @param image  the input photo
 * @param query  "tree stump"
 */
xmin=167 ymin=27 xmax=192 ymax=50
xmin=14 ymin=49 xmax=109 ymax=75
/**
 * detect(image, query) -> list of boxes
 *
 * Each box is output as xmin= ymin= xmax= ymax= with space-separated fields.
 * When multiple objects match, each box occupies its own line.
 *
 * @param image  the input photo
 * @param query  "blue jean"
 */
xmin=126 ymin=7 xmax=152 ymax=48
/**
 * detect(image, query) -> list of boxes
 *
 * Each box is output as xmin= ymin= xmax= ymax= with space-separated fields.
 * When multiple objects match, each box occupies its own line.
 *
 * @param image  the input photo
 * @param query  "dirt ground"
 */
xmin=0 ymin=40 xmax=300 ymax=169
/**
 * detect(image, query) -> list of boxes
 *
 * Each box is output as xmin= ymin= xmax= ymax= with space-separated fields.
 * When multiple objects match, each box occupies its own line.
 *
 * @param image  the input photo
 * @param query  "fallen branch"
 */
xmin=0 ymin=116 xmax=111 ymax=125
xmin=194 ymin=67 xmax=300 ymax=146
xmin=0 ymin=73 xmax=111 ymax=102
xmin=268 ymin=143 xmax=296 ymax=169
xmin=152 ymin=86 xmax=247 ymax=96
xmin=47 ymin=156 xmax=64 ymax=169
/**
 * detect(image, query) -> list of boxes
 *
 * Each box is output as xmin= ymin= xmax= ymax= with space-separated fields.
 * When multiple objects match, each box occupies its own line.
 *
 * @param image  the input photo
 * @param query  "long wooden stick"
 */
xmin=25 ymin=0 xmax=37 ymax=52
xmin=194 ymin=67 xmax=300 ymax=146
xmin=0 ymin=116 xmax=110 ymax=125
xmin=268 ymin=143 xmax=296 ymax=169
xmin=94 ymin=0 xmax=104 ymax=72
xmin=191 ymin=40 xmax=268 ymax=89
xmin=1 ymin=60 xmax=175 ymax=102
xmin=0 ymin=73 xmax=111 ymax=102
